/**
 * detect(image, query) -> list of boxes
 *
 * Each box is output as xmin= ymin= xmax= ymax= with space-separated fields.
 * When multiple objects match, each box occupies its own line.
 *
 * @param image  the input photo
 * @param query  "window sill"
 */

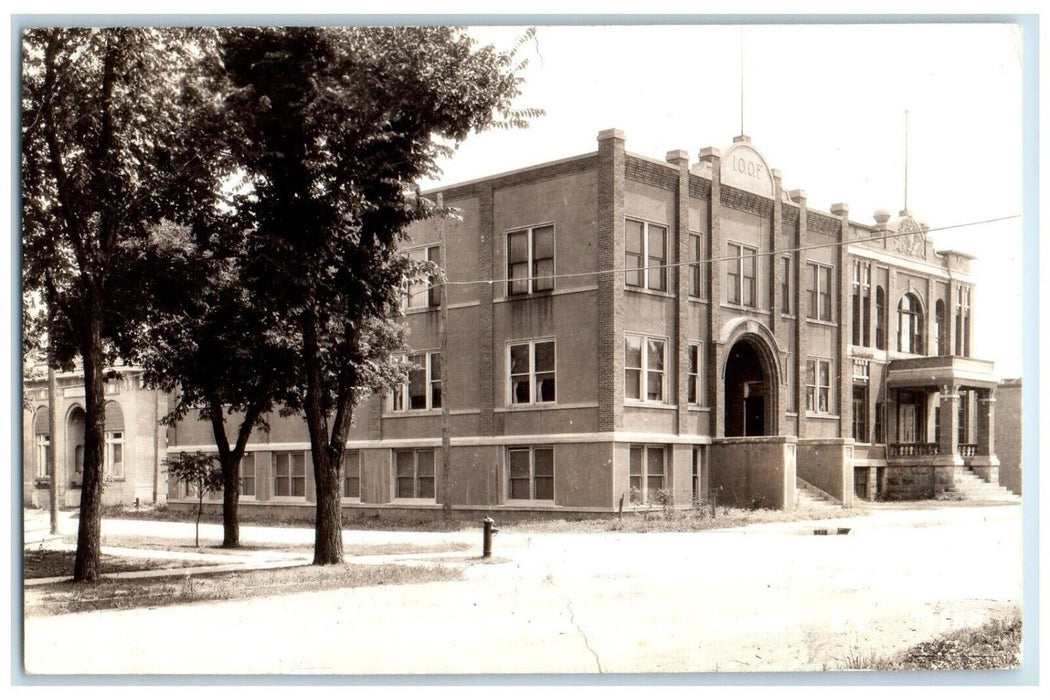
xmin=624 ymin=401 xmax=676 ymax=410
xmin=501 ymin=402 xmax=558 ymax=410
xmin=391 ymin=498 xmax=439 ymax=506
xmin=384 ymin=409 xmax=443 ymax=418
xmin=721 ymin=303 xmax=763 ymax=313
xmin=686 ymin=405 xmax=711 ymax=412
xmin=625 ymin=287 xmax=675 ymax=300
xmin=804 ymin=412 xmax=841 ymax=420
xmin=502 ymin=289 xmax=555 ymax=300
xmin=805 ymin=318 xmax=837 ymax=327
xmin=505 ymin=499 xmax=555 ymax=505
xmin=340 ymin=497 xmax=362 ymax=504
xmin=270 ymin=496 xmax=308 ymax=502
xmin=401 ymin=306 xmax=439 ymax=316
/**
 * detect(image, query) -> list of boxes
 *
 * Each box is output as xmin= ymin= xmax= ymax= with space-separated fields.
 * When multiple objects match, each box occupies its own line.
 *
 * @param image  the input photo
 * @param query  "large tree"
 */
xmin=21 ymin=28 xmax=222 ymax=580
xmin=133 ymin=218 xmax=299 ymax=548
xmin=222 ymin=26 xmax=538 ymax=564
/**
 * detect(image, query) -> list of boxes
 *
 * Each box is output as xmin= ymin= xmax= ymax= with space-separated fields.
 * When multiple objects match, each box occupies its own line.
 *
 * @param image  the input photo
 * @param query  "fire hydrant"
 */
xmin=482 ymin=516 xmax=499 ymax=558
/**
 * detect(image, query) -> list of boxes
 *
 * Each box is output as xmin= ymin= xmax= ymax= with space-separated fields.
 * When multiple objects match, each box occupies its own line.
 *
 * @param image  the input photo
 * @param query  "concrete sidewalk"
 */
xmin=22 ymin=508 xmax=481 ymax=586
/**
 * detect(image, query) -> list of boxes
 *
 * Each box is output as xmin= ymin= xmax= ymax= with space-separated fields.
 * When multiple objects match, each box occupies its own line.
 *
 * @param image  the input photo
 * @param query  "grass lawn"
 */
xmin=24 ymin=560 xmax=464 ymax=618
xmin=847 ymin=610 xmax=1023 ymax=671
xmin=23 ymin=548 xmax=216 ymax=580
xmin=96 ymin=502 xmax=867 ymax=534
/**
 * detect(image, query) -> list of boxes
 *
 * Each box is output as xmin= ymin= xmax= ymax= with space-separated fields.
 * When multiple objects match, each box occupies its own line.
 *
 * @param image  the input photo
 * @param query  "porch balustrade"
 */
xmin=888 ymin=442 xmax=940 ymax=457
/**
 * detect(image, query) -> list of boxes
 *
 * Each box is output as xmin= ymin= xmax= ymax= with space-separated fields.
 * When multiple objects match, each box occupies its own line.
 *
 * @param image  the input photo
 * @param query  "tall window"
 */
xmin=897 ymin=293 xmax=924 ymax=354
xmin=687 ymin=343 xmax=703 ymax=405
xmin=691 ymin=447 xmax=701 ymax=502
xmin=851 ymin=261 xmax=871 ymax=345
xmin=958 ymin=393 xmax=969 ymax=445
xmin=395 ymin=449 xmax=435 ymax=500
xmin=625 ymin=219 xmax=668 ymax=292
xmin=342 ymin=450 xmax=361 ymax=500
xmin=34 ymin=408 xmax=50 ymax=479
xmin=273 ymin=452 xmax=306 ymax=498
xmin=852 ymin=385 xmax=868 ymax=442
xmin=629 ymin=445 xmax=666 ymax=504
xmin=781 ymin=256 xmax=793 ymax=314
xmin=955 ymin=285 xmax=971 ymax=356
xmin=625 ymin=335 xmax=666 ymax=402
xmin=507 ymin=225 xmax=554 ymax=295
xmin=405 ymin=245 xmax=441 ymax=309
xmin=507 ymin=446 xmax=554 ymax=501
xmin=508 ymin=339 xmax=556 ymax=405
xmin=727 ymin=243 xmax=757 ymax=307
xmin=874 ymin=401 xmax=886 ymax=444
xmin=807 ymin=262 xmax=833 ymax=321
xmin=875 ymin=286 xmax=887 ymax=349
xmin=934 ymin=299 xmax=947 ymax=356
xmin=104 ymin=431 xmax=124 ymax=479
xmin=689 ymin=232 xmax=704 ymax=297
xmin=240 ymin=454 xmax=256 ymax=498
xmin=392 ymin=351 xmax=442 ymax=412
xmin=36 ymin=434 xmax=50 ymax=479
xmin=806 ymin=359 xmax=832 ymax=414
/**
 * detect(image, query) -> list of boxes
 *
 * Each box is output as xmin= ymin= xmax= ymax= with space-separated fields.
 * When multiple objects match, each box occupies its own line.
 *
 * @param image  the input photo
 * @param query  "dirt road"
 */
xmin=22 ymin=504 xmax=1022 ymax=674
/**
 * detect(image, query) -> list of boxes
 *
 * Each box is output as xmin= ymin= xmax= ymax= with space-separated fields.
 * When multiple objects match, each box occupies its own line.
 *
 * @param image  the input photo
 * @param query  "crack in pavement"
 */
xmin=566 ymin=599 xmax=603 ymax=673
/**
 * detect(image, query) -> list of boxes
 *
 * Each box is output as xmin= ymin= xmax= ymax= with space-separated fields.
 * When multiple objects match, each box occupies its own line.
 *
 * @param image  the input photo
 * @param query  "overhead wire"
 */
xmin=422 ymin=213 xmax=1019 ymax=289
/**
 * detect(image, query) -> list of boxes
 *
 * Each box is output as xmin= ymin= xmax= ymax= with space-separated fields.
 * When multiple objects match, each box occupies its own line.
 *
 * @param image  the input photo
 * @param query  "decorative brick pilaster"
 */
xmin=477 ymin=184 xmax=496 ymax=436
xmin=831 ymin=203 xmax=852 ymax=439
xmin=597 ymin=129 xmax=626 ymax=433
xmin=701 ymin=146 xmax=723 ymax=437
xmin=790 ymin=189 xmax=808 ymax=439
xmin=668 ymin=149 xmax=691 ymax=435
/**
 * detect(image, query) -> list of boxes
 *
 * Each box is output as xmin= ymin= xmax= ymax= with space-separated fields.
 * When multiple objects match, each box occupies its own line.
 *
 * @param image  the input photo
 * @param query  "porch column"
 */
xmin=971 ymin=387 xmax=1000 ymax=482
xmin=937 ymin=384 xmax=960 ymax=457
xmin=976 ymin=388 xmax=996 ymax=457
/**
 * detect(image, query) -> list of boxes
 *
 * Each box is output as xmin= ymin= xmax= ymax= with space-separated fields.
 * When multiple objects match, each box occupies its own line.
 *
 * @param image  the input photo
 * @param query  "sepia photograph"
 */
xmin=15 ymin=13 xmax=1033 ymax=683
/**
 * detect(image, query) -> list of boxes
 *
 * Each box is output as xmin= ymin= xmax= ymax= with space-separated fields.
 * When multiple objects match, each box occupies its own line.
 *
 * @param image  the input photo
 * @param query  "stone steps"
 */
xmin=795 ymin=478 xmax=841 ymax=509
xmin=951 ymin=469 xmax=1021 ymax=502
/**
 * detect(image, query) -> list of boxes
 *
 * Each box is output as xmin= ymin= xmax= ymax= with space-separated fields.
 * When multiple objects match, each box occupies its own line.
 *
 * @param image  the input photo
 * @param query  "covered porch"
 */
xmin=883 ymin=356 xmax=999 ymax=498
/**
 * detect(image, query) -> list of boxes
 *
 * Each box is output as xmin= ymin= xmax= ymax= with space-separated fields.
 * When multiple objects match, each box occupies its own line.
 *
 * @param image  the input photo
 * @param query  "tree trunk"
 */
xmin=300 ymin=307 xmax=344 ymax=565
xmin=220 ymin=452 xmax=240 ymax=548
xmin=196 ymin=490 xmax=203 ymax=548
xmin=312 ymin=448 xmax=343 ymax=565
xmin=73 ymin=305 xmax=105 ymax=582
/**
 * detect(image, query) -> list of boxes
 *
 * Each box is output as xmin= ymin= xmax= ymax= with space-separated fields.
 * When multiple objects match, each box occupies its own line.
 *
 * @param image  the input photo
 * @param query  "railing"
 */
xmin=959 ymin=443 xmax=977 ymax=458
xmin=888 ymin=442 xmax=940 ymax=457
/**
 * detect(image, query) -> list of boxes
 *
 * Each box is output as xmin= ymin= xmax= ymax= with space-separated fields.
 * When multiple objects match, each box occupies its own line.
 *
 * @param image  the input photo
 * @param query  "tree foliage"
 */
xmin=164 ymin=452 xmax=223 ymax=548
xmin=21 ymin=27 xmax=223 ymax=580
xmin=220 ymin=26 xmax=539 ymax=564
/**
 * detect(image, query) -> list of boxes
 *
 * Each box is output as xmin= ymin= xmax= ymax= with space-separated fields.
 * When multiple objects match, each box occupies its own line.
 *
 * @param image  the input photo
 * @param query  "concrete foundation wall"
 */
xmin=708 ymin=436 xmax=797 ymax=510
xmin=882 ymin=464 xmax=956 ymax=500
xmin=797 ymin=438 xmax=854 ymax=505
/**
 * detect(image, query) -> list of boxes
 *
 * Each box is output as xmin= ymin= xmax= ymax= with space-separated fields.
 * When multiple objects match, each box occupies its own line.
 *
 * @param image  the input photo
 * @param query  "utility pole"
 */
xmin=438 ymin=193 xmax=452 ymax=517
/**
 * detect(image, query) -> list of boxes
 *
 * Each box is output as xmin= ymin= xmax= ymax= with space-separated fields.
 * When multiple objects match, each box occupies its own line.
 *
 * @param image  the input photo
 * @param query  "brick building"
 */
xmin=24 ymin=130 xmax=1007 ymax=514
xmin=22 ymin=364 xmax=168 ymax=509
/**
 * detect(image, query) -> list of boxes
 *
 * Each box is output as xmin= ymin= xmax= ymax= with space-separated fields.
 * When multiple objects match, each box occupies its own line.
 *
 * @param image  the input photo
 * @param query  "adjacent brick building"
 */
xmin=23 ymin=130 xmax=1007 ymax=513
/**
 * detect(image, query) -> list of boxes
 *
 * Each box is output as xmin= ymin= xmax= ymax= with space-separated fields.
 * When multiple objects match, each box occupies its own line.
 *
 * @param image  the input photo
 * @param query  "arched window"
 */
xmin=875 ymin=286 xmax=886 ymax=350
xmin=934 ymin=299 xmax=946 ymax=356
xmin=897 ymin=293 xmax=924 ymax=354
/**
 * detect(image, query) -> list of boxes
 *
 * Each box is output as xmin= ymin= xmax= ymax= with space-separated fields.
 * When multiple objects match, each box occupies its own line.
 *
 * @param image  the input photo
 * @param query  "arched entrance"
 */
xmin=724 ymin=336 xmax=777 ymax=437
xmin=66 ymin=406 xmax=85 ymax=487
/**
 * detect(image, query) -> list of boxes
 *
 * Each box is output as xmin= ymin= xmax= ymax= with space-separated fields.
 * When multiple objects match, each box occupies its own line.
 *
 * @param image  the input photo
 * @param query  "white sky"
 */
xmin=420 ymin=23 xmax=1025 ymax=379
